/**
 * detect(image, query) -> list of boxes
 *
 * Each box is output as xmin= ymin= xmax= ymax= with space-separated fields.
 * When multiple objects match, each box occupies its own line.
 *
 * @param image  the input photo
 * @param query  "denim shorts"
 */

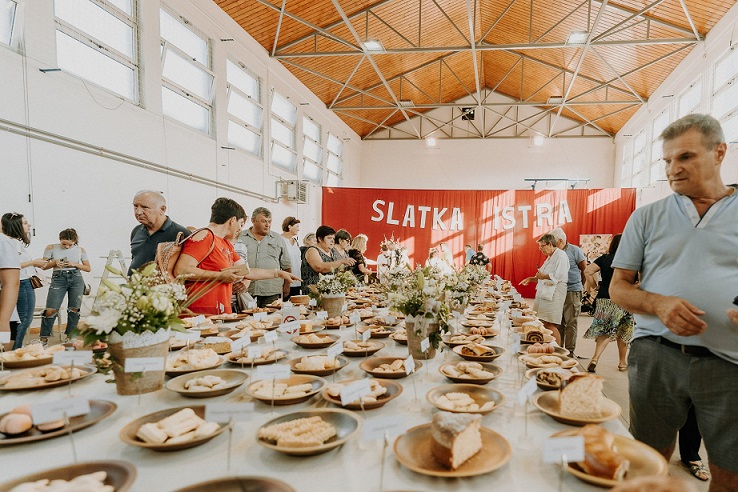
xmin=628 ymin=336 xmax=738 ymax=472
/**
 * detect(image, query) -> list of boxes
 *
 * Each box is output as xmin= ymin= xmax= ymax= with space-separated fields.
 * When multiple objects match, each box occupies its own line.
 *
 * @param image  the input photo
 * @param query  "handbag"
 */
xmin=155 ymin=228 xmax=215 ymax=282
xmin=84 ymin=283 xmax=91 ymax=296
xmin=29 ymin=275 xmax=43 ymax=289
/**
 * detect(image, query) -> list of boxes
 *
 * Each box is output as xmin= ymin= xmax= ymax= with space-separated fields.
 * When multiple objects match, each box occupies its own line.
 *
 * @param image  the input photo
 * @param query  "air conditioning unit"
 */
xmin=278 ymin=180 xmax=308 ymax=203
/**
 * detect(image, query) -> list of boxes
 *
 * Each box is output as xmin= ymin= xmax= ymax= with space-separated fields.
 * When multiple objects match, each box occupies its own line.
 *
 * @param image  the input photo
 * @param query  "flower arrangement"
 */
xmin=445 ymin=264 xmax=489 ymax=311
xmin=76 ymin=263 xmax=211 ymax=346
xmin=316 ymin=269 xmax=357 ymax=296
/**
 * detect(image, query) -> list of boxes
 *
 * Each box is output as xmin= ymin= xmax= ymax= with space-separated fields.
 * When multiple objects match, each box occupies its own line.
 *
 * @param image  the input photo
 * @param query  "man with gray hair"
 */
xmin=240 ymin=207 xmax=292 ymax=307
xmin=550 ymin=227 xmax=586 ymax=357
xmin=610 ymin=113 xmax=738 ymax=488
xmin=129 ymin=190 xmax=189 ymax=274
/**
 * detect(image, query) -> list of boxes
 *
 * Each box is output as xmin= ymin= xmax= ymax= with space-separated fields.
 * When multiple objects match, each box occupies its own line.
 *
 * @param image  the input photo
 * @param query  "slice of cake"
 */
xmin=559 ymin=373 xmax=604 ymax=419
xmin=576 ymin=424 xmax=630 ymax=480
xmin=430 ymin=412 xmax=483 ymax=469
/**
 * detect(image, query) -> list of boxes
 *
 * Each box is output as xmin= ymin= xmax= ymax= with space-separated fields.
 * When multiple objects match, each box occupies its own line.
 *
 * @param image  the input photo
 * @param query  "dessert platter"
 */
xmin=359 ymin=357 xmax=421 ymax=379
xmin=357 ymin=325 xmax=394 ymax=338
xmin=314 ymin=316 xmax=352 ymax=328
xmin=388 ymin=328 xmax=407 ymax=345
xmin=245 ymin=375 xmax=326 ymax=405
xmin=517 ymin=342 xmax=569 ymax=357
xmin=426 ymin=384 xmax=505 ymax=415
xmin=173 ymin=476 xmax=295 ymax=492
xmin=289 ymin=355 xmax=349 ymax=376
xmin=226 ymin=348 xmax=287 ymax=366
xmin=341 ymin=339 xmax=384 ymax=357
xmin=452 ymin=343 xmax=504 ymax=362
xmin=0 ymin=344 xmax=64 ymax=369
xmin=0 ymin=461 xmax=137 ymax=492
xmin=438 ymin=362 xmax=502 ymax=384
xmin=256 ymin=409 xmax=361 ymax=456
xmin=0 ymin=365 xmax=97 ymax=391
xmin=532 ymin=374 xmax=622 ymax=425
xmin=165 ymin=349 xmax=226 ymax=376
xmin=290 ymin=333 xmax=340 ymax=349
xmin=322 ymin=378 xmax=403 ymax=410
xmin=518 ymin=353 xmax=577 ymax=369
xmin=165 ymin=369 xmax=248 ymax=398
xmin=119 ymin=406 xmax=227 ymax=451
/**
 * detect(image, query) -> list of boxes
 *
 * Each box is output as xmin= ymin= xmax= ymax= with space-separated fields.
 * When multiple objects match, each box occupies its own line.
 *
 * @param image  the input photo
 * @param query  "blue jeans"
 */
xmin=13 ymin=279 xmax=35 ymax=349
xmin=41 ymin=270 xmax=84 ymax=337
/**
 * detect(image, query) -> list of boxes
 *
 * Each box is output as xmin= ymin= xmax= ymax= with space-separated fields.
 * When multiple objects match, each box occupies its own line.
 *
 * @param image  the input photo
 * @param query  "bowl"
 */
xmin=290 ymin=333 xmax=340 ymax=349
xmin=173 ymin=476 xmax=295 ymax=492
xmin=119 ymin=406 xmax=227 ymax=451
xmin=341 ymin=340 xmax=384 ymax=357
xmin=321 ymin=379 xmax=402 ymax=410
xmin=256 ymin=409 xmax=361 ymax=456
xmin=226 ymin=349 xmax=287 ymax=366
xmin=245 ymin=375 xmax=326 ymax=405
xmin=0 ymin=461 xmax=136 ymax=492
xmin=288 ymin=355 xmax=349 ymax=376
xmin=438 ymin=362 xmax=503 ymax=384
xmin=426 ymin=384 xmax=506 ymax=415
xmin=452 ymin=344 xmax=505 ymax=362
xmin=165 ymin=369 xmax=248 ymax=398
xmin=359 ymin=357 xmax=422 ymax=379
xmin=357 ymin=326 xmax=394 ymax=339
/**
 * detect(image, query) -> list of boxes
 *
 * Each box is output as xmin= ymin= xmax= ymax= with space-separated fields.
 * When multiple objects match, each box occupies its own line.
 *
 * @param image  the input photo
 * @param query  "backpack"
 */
xmin=156 ymin=227 xmax=215 ymax=282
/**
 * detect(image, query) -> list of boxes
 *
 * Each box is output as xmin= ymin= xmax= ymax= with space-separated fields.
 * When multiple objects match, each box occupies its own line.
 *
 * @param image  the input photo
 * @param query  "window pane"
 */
xmin=303 ymin=117 xmax=320 ymax=141
xmin=621 ymin=174 xmax=632 ymax=187
xmin=228 ymin=90 xmax=262 ymax=127
xmin=326 ymin=173 xmax=341 ymax=186
xmin=632 ymin=171 xmax=647 ymax=188
xmin=271 ymin=118 xmax=294 ymax=147
xmin=678 ymin=82 xmax=701 ymax=118
xmin=228 ymin=121 xmax=260 ymax=155
xmin=652 ymin=112 xmax=670 ymax=141
xmin=327 ymin=134 xmax=342 ymax=155
xmin=162 ymin=86 xmax=209 ymax=132
xmin=303 ymin=160 xmax=321 ymax=182
xmin=160 ymin=9 xmax=208 ymax=65
xmin=162 ymin=48 xmax=213 ymax=101
xmin=632 ymin=152 xmax=646 ymax=175
xmin=326 ymin=153 xmax=342 ymax=174
xmin=633 ymin=131 xmax=646 ymax=153
xmin=56 ymin=31 xmax=135 ymax=99
xmin=271 ymin=142 xmax=296 ymax=171
xmin=0 ymin=0 xmax=16 ymax=45
xmin=272 ymin=91 xmax=296 ymax=124
xmin=651 ymin=141 xmax=662 ymax=163
xmin=650 ymin=161 xmax=665 ymax=183
xmin=303 ymin=138 xmax=322 ymax=162
xmin=55 ymin=0 xmax=133 ymax=57
xmin=227 ymin=60 xmax=259 ymax=100
xmin=713 ymin=82 xmax=738 ymax=119
xmin=721 ymin=113 xmax=738 ymax=143
xmin=107 ymin=0 xmax=132 ymax=15
xmin=715 ymin=49 xmax=738 ymax=89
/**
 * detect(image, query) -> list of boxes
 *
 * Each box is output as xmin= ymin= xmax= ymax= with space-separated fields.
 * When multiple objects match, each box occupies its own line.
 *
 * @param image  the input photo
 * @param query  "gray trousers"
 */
xmin=559 ymin=290 xmax=582 ymax=352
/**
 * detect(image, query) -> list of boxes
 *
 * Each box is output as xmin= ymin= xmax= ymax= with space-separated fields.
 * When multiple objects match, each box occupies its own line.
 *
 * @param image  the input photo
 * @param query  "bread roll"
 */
xmin=575 ymin=424 xmax=630 ymax=480
xmin=0 ymin=413 xmax=33 ymax=435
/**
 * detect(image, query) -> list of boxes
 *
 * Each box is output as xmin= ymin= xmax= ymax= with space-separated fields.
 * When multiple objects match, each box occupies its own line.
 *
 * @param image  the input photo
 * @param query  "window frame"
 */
xmin=226 ymin=59 xmax=263 ymax=158
xmin=0 ymin=0 xmax=18 ymax=47
xmin=325 ymin=132 xmax=344 ymax=185
xmin=301 ymin=115 xmax=323 ymax=183
xmin=269 ymin=89 xmax=297 ymax=173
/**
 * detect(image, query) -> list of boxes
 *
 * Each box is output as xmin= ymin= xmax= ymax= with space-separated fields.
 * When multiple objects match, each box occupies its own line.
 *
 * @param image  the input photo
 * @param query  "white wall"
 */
xmin=614 ymin=1 xmax=738 ymax=207
xmin=360 ymin=137 xmax=615 ymax=190
xmin=0 ymin=0 xmax=360 ymax=307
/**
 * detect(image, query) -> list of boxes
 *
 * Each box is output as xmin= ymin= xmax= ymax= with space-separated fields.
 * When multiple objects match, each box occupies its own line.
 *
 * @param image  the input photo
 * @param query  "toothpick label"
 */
xmin=543 ymin=436 xmax=585 ymax=464
xmin=205 ymin=402 xmax=255 ymax=423
xmin=52 ymin=351 xmax=92 ymax=366
xmin=340 ymin=379 xmax=372 ymax=406
xmin=124 ymin=357 xmax=165 ymax=373
xmin=31 ymin=398 xmax=90 ymax=425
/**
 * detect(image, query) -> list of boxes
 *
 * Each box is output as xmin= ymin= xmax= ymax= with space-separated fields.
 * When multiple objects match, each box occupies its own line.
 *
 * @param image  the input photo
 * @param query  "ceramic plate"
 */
xmin=165 ymin=355 xmax=226 ymax=377
xmin=553 ymin=429 xmax=668 ymax=487
xmin=119 ymin=405 xmax=227 ymax=451
xmin=321 ymin=379 xmax=402 ymax=410
xmin=165 ymin=369 xmax=248 ymax=398
xmin=246 ymin=375 xmax=326 ymax=405
xmin=357 ymin=326 xmax=394 ymax=338
xmin=288 ymin=356 xmax=348 ymax=376
xmin=0 ymin=356 xmax=53 ymax=369
xmin=173 ymin=476 xmax=295 ymax=492
xmin=452 ymin=344 xmax=505 ymax=362
xmin=208 ymin=313 xmax=249 ymax=321
xmin=389 ymin=333 xmax=407 ymax=345
xmin=341 ymin=340 xmax=384 ymax=357
xmin=0 ymin=460 xmax=136 ymax=492
xmin=0 ymin=365 xmax=97 ymax=391
xmin=519 ymin=353 xmax=577 ymax=369
xmin=241 ymin=308 xmax=277 ymax=314
xmin=460 ymin=320 xmax=494 ymax=328
xmin=517 ymin=345 xmax=570 ymax=357
xmin=442 ymin=335 xmax=490 ymax=348
xmin=394 ymin=424 xmax=511 ymax=477
xmin=533 ymin=392 xmax=622 ymax=426
xmin=426 ymin=384 xmax=506 ymax=415
xmin=525 ymin=367 xmax=578 ymax=391
xmin=227 ymin=349 xmax=288 ymax=366
xmin=438 ymin=362 xmax=502 ymax=384
xmin=290 ymin=333 xmax=339 ymax=349
xmin=257 ymin=409 xmax=361 ymax=456
xmin=359 ymin=357 xmax=422 ymax=379
xmin=0 ymin=400 xmax=116 ymax=446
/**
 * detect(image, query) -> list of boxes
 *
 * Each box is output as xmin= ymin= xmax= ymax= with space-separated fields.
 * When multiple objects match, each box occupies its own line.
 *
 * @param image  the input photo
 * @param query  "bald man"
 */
xmin=129 ymin=190 xmax=189 ymax=273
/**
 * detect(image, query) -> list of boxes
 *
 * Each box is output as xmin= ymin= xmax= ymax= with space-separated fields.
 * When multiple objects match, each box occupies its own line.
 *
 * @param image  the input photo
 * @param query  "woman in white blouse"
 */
xmin=520 ymin=233 xmax=569 ymax=345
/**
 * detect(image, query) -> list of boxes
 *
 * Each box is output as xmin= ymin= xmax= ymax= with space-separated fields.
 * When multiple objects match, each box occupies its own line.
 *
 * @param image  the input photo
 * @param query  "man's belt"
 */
xmin=643 ymin=335 xmax=713 ymax=357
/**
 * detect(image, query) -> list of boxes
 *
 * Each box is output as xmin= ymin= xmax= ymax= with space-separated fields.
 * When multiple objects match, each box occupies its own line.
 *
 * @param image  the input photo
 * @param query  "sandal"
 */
xmin=618 ymin=363 xmax=628 ymax=371
xmin=684 ymin=461 xmax=710 ymax=481
xmin=587 ymin=359 xmax=598 ymax=373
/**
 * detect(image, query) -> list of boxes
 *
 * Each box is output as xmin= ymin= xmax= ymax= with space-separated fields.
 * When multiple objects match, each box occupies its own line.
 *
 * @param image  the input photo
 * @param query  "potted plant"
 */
xmin=76 ymin=263 xmax=213 ymax=395
xmin=315 ymin=269 xmax=357 ymax=318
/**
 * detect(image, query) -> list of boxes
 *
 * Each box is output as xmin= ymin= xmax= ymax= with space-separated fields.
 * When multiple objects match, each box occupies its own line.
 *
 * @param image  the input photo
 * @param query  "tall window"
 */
xmin=620 ymin=139 xmax=633 ymax=187
xmin=226 ymin=60 xmax=263 ymax=157
xmin=302 ymin=116 xmax=323 ymax=183
xmin=54 ymin=0 xmax=138 ymax=101
xmin=631 ymin=130 xmax=647 ymax=188
xmin=0 ymin=0 xmax=17 ymax=46
xmin=270 ymin=90 xmax=297 ymax=172
xmin=677 ymin=80 xmax=702 ymax=118
xmin=160 ymin=8 xmax=213 ymax=133
xmin=649 ymin=111 xmax=670 ymax=183
xmin=326 ymin=133 xmax=344 ymax=186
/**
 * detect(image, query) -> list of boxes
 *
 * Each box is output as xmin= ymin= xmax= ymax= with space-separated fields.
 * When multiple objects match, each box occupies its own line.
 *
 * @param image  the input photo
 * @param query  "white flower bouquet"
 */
xmin=316 ymin=269 xmax=357 ymax=296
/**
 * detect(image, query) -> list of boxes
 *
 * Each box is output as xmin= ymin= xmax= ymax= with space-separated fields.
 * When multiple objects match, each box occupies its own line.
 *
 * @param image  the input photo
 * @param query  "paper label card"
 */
xmin=362 ymin=415 xmax=407 ymax=441
xmin=543 ymin=436 xmax=585 ymax=464
xmin=0 ymin=332 xmax=10 ymax=343
xmin=282 ymin=301 xmax=293 ymax=308
xmin=205 ymin=402 xmax=255 ymax=423
xmin=362 ymin=328 xmax=371 ymax=343
xmin=253 ymin=312 xmax=267 ymax=321
xmin=385 ymin=316 xmax=396 ymax=325
xmin=279 ymin=320 xmax=300 ymax=335
xmin=308 ymin=298 xmax=317 ymax=307
xmin=340 ymin=379 xmax=372 ymax=406
xmin=281 ymin=307 xmax=300 ymax=324
xmin=31 ymin=398 xmax=90 ymax=425
xmin=420 ymin=337 xmax=430 ymax=353
xmin=517 ymin=376 xmax=538 ymax=405
xmin=263 ymin=330 xmax=278 ymax=343
xmin=316 ymin=311 xmax=328 ymax=320
xmin=174 ymin=331 xmax=201 ymax=342
xmin=349 ymin=313 xmax=361 ymax=325
xmin=52 ymin=351 xmax=92 ymax=366
xmin=327 ymin=343 xmax=344 ymax=359
xmin=247 ymin=301 xmax=257 ymax=309
xmin=193 ymin=315 xmax=207 ymax=326
xmin=124 ymin=357 xmax=165 ymax=373
xmin=230 ymin=337 xmax=250 ymax=352
xmin=511 ymin=309 xmax=522 ymax=318
xmin=253 ymin=364 xmax=290 ymax=381
xmin=404 ymin=355 xmax=415 ymax=375
xmin=247 ymin=345 xmax=262 ymax=360
xmin=511 ymin=333 xmax=521 ymax=354
xmin=500 ymin=301 xmax=512 ymax=311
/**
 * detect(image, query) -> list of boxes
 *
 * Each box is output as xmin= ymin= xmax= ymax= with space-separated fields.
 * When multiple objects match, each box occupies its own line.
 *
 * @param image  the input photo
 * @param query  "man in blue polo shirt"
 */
xmin=550 ymin=227 xmax=586 ymax=357
xmin=611 ymin=114 xmax=738 ymax=489
xmin=129 ymin=190 xmax=189 ymax=274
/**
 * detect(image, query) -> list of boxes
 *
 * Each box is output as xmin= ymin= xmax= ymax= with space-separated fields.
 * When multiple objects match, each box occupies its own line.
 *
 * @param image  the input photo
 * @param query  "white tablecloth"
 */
xmin=0 ymin=316 xmax=630 ymax=491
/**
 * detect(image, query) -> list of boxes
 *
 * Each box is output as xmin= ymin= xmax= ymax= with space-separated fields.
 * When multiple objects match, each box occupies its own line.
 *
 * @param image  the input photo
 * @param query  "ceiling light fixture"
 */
xmin=425 ymin=136 xmax=437 ymax=148
xmin=361 ymin=39 xmax=385 ymax=52
xmin=532 ymin=134 xmax=545 ymax=147
xmin=398 ymin=100 xmax=415 ymax=107
xmin=547 ymin=96 xmax=564 ymax=105
xmin=566 ymin=30 xmax=589 ymax=45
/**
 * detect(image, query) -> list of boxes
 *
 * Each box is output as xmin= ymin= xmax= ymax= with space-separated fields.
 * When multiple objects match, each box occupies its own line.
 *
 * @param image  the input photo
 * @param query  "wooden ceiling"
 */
xmin=215 ymin=0 xmax=736 ymax=139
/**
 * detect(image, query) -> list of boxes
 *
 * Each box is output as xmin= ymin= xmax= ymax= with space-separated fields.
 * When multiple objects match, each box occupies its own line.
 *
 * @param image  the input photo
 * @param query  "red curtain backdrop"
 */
xmin=321 ymin=187 xmax=636 ymax=298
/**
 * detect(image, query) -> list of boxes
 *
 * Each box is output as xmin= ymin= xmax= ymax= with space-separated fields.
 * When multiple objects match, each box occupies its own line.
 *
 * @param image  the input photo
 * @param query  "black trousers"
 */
xmin=679 ymin=405 xmax=703 ymax=463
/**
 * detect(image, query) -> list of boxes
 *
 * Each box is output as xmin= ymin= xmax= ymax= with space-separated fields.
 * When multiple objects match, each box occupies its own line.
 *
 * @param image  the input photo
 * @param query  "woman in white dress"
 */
xmin=519 ymin=233 xmax=569 ymax=345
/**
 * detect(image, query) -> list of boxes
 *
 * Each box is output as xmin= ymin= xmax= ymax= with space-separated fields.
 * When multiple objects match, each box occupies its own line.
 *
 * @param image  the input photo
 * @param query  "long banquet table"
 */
xmin=0 ymin=311 xmax=631 ymax=491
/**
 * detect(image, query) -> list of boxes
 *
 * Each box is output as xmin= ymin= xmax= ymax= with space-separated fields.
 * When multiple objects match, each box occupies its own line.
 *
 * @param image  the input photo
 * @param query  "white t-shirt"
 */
xmin=0 ymin=234 xmax=21 ymax=322
xmin=16 ymin=240 xmax=36 ymax=280
xmin=282 ymin=235 xmax=302 ymax=288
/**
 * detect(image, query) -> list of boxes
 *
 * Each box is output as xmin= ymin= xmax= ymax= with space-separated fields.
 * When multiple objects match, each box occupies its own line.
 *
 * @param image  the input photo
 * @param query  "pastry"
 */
xmin=435 ymin=392 xmax=495 ymax=412
xmin=294 ymin=356 xmax=340 ymax=371
xmin=200 ymin=337 xmax=232 ymax=354
xmin=0 ymin=413 xmax=33 ymax=435
xmin=9 ymin=471 xmax=112 ymax=492
xmin=559 ymin=373 xmax=604 ymax=419
xmin=258 ymin=416 xmax=336 ymax=448
xmin=575 ymin=424 xmax=630 ymax=480
xmin=430 ymin=412 xmax=483 ymax=469
xmin=442 ymin=361 xmax=495 ymax=379
xmin=36 ymin=419 xmax=66 ymax=432
xmin=372 ymin=359 xmax=404 ymax=373
xmin=252 ymin=381 xmax=314 ymax=399
xmin=184 ymin=375 xmax=228 ymax=391
xmin=135 ymin=408 xmax=219 ymax=445
xmin=460 ymin=343 xmax=494 ymax=357
xmin=325 ymin=380 xmax=387 ymax=404
xmin=527 ymin=342 xmax=555 ymax=354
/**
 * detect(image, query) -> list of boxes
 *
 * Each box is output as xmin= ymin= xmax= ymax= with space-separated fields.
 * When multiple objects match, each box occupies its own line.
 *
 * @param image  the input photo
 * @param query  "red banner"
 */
xmin=321 ymin=187 xmax=636 ymax=297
